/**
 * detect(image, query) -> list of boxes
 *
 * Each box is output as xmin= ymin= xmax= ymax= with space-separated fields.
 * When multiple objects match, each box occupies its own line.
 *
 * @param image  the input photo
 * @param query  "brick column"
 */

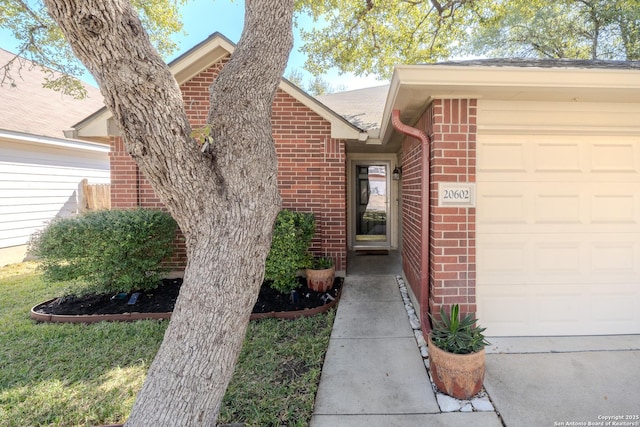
xmin=429 ymin=99 xmax=477 ymax=318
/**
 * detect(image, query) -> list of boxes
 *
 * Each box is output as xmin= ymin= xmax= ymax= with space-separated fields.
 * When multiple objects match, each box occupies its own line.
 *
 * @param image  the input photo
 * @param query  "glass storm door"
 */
xmin=354 ymin=163 xmax=390 ymax=246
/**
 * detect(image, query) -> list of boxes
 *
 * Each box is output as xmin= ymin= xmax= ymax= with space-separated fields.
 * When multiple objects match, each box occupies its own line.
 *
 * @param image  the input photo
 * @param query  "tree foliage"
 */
xmin=0 ymin=0 xmax=185 ymax=97
xmin=468 ymin=0 xmax=640 ymax=60
xmin=297 ymin=0 xmax=640 ymax=79
xmin=286 ymin=68 xmax=346 ymax=95
xmin=297 ymin=0 xmax=484 ymax=79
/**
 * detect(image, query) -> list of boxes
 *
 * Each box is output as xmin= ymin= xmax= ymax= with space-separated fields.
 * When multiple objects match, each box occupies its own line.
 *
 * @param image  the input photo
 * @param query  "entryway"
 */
xmin=347 ymin=250 xmax=402 ymax=276
xmin=347 ymin=155 xmax=401 ymax=251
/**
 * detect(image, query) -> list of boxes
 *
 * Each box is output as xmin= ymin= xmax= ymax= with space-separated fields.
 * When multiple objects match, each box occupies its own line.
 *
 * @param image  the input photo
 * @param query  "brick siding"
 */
xmin=109 ymin=55 xmax=347 ymax=272
xmin=400 ymin=118 xmax=429 ymax=326
xmin=401 ymin=98 xmax=478 ymax=324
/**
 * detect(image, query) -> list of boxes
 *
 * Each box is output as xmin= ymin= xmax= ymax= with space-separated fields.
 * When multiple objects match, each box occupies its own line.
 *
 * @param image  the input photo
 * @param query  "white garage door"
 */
xmin=477 ymin=133 xmax=640 ymax=336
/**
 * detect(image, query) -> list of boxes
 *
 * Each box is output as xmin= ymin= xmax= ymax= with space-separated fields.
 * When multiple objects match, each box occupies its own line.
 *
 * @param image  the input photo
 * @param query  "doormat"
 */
xmin=355 ymin=250 xmax=389 ymax=256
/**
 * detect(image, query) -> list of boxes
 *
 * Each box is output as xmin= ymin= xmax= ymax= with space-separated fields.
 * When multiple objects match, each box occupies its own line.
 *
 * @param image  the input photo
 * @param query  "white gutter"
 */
xmin=0 ymin=129 xmax=109 ymax=153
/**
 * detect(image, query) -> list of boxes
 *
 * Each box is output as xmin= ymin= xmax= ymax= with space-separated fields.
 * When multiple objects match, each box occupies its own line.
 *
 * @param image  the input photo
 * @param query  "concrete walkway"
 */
xmin=311 ymin=252 xmax=640 ymax=426
xmin=310 ymin=274 xmax=502 ymax=427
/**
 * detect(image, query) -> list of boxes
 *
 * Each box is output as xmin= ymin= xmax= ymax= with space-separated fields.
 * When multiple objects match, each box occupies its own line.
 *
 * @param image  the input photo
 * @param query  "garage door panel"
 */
xmin=479 ymin=182 xmax=588 ymax=225
xmin=536 ymin=288 xmax=585 ymax=323
xmin=535 ymin=194 xmax=581 ymax=223
xmin=478 ymin=133 xmax=640 ymax=336
xmin=590 ymin=190 xmax=639 ymax=224
xmin=480 ymin=171 xmax=640 ymax=183
xmin=480 ymin=284 xmax=640 ymax=336
xmin=479 ymin=286 xmax=586 ymax=336
xmin=479 ymin=234 xmax=639 ymax=283
xmin=479 ymin=135 xmax=640 ymax=181
xmin=478 ymin=291 xmax=530 ymax=334
xmin=535 ymin=243 xmax=581 ymax=274
xmin=592 ymin=285 xmax=637 ymax=321
xmin=479 ymin=182 xmax=640 ymax=232
xmin=478 ymin=193 xmax=527 ymax=224
xmin=478 ymin=240 xmax=528 ymax=281
xmin=534 ymin=142 xmax=582 ymax=172
xmin=479 ymin=141 xmax=528 ymax=172
xmin=591 ymin=242 xmax=638 ymax=274
xmin=591 ymin=142 xmax=638 ymax=172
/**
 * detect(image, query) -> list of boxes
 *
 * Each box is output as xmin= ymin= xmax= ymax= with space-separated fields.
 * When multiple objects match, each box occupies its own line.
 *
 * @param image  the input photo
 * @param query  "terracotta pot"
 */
xmin=427 ymin=334 xmax=485 ymax=399
xmin=305 ymin=266 xmax=335 ymax=292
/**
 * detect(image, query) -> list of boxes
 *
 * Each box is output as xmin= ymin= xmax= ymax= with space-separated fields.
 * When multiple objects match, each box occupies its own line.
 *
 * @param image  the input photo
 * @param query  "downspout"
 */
xmin=135 ymin=163 xmax=141 ymax=207
xmin=391 ymin=110 xmax=431 ymax=333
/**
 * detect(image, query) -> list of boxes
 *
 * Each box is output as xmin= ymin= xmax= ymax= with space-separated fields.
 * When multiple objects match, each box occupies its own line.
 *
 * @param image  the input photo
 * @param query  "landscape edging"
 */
xmin=30 ymin=288 xmax=340 ymax=324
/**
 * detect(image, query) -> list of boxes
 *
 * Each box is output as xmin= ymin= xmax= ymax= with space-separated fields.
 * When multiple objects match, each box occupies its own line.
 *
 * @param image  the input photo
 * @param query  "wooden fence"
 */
xmin=79 ymin=179 xmax=111 ymax=211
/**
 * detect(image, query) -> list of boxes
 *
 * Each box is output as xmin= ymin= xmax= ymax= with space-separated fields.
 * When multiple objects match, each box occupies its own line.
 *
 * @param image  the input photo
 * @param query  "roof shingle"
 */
xmin=0 ymin=48 xmax=104 ymax=140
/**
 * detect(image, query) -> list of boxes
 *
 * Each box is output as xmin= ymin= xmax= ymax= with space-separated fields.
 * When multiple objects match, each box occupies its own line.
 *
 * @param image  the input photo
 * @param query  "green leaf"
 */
xmin=429 ymin=304 xmax=490 ymax=354
xmin=264 ymin=210 xmax=316 ymax=293
xmin=29 ymin=209 xmax=177 ymax=295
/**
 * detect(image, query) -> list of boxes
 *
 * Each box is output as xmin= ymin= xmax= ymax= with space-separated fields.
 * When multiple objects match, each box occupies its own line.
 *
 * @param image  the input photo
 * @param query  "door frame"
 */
xmin=347 ymin=153 xmax=400 ymax=250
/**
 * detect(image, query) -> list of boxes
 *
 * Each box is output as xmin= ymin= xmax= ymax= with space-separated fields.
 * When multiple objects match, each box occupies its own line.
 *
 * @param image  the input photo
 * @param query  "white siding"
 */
xmin=0 ymin=138 xmax=109 ymax=254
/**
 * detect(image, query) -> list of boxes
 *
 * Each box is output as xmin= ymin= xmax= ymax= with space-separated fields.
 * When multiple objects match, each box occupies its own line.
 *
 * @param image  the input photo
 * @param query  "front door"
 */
xmin=353 ymin=163 xmax=390 ymax=248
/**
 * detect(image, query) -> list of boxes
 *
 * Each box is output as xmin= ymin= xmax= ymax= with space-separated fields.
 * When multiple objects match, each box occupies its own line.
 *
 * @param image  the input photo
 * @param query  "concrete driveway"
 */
xmin=484 ymin=335 xmax=640 ymax=427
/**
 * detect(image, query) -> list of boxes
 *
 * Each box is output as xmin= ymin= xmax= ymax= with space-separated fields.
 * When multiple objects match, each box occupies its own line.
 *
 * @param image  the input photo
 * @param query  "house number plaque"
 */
xmin=438 ymin=183 xmax=476 ymax=207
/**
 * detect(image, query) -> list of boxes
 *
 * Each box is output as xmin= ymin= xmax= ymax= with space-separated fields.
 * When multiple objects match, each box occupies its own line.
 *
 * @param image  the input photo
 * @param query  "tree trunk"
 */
xmin=43 ymin=0 xmax=293 ymax=425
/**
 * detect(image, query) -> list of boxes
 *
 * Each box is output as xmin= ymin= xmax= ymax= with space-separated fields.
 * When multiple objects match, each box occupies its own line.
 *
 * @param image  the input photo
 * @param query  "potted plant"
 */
xmin=305 ymin=256 xmax=335 ymax=292
xmin=428 ymin=304 xmax=490 ymax=399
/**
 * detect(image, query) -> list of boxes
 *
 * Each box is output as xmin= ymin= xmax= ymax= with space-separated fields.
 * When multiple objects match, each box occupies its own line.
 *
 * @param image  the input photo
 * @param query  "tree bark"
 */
xmin=43 ymin=0 xmax=293 ymax=425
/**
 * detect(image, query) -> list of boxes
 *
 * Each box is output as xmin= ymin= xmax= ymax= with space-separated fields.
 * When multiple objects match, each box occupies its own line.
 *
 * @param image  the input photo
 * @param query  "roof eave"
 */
xmin=0 ymin=128 xmax=110 ymax=152
xmin=170 ymin=32 xmax=236 ymax=85
xmin=72 ymin=33 xmax=364 ymax=141
xmin=278 ymin=78 xmax=365 ymax=140
xmin=381 ymin=64 xmax=640 ymax=145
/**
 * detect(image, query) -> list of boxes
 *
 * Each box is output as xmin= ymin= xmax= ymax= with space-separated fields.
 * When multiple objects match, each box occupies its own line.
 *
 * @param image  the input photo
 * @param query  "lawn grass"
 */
xmin=0 ymin=262 xmax=166 ymax=427
xmin=0 ymin=262 xmax=335 ymax=427
xmin=218 ymin=313 xmax=335 ymax=426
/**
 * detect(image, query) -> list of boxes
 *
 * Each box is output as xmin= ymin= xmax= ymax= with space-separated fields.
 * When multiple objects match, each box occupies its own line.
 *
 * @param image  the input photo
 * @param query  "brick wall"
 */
xmin=400 ymin=98 xmax=478 ymax=327
xmin=109 ymin=55 xmax=347 ymax=272
xmin=273 ymin=90 xmax=347 ymax=271
xmin=429 ymin=99 xmax=477 ymax=318
xmin=109 ymin=136 xmax=187 ymax=270
xmin=400 ymin=116 xmax=429 ymax=325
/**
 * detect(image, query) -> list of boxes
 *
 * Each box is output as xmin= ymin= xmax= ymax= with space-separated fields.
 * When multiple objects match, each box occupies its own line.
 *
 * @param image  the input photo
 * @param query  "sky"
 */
xmin=0 ymin=0 xmax=388 ymax=92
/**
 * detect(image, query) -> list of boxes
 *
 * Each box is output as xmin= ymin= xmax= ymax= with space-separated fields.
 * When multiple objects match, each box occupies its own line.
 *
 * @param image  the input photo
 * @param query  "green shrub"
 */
xmin=30 ymin=208 xmax=177 ymax=296
xmin=264 ymin=210 xmax=315 ymax=293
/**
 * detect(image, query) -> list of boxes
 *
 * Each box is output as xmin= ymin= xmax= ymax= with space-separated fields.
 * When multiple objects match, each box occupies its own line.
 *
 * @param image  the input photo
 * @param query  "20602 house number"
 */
xmin=438 ymin=183 xmax=476 ymax=207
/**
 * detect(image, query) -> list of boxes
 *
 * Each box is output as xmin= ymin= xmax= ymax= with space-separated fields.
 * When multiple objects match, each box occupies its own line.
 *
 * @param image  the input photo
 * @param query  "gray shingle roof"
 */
xmin=0 ymin=48 xmax=104 ymax=140
xmin=435 ymin=58 xmax=640 ymax=69
xmin=316 ymin=59 xmax=640 ymax=131
xmin=316 ymin=84 xmax=389 ymax=131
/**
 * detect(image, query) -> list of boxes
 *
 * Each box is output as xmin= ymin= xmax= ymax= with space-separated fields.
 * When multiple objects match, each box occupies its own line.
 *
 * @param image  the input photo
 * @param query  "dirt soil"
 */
xmin=34 ymin=277 xmax=343 ymax=316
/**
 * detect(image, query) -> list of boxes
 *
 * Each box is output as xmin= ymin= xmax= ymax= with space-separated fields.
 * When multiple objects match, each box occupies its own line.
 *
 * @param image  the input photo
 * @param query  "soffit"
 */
xmin=381 ymin=64 xmax=640 ymax=145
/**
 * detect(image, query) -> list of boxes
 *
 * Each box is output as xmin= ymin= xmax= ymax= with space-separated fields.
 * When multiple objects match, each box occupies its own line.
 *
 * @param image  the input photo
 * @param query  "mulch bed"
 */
xmin=33 ymin=277 xmax=343 ymax=317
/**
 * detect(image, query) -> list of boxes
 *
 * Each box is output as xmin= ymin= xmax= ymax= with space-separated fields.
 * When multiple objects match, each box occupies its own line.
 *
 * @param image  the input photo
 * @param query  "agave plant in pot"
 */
xmin=305 ymin=256 xmax=335 ymax=292
xmin=428 ymin=304 xmax=490 ymax=399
